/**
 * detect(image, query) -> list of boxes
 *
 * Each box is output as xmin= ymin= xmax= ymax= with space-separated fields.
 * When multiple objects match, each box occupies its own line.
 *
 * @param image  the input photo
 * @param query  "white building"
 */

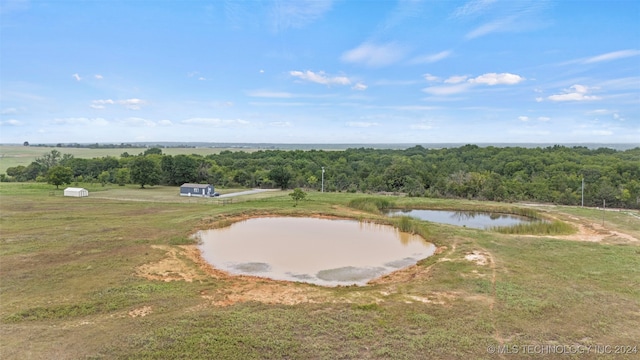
xmin=64 ymin=187 xmax=89 ymax=197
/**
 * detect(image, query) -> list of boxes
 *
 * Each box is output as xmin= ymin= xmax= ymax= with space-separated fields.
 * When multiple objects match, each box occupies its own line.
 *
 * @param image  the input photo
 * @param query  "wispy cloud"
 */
xmin=72 ymin=73 xmax=82 ymax=81
xmin=289 ymin=70 xmax=351 ymax=86
xmin=1 ymin=107 xmax=19 ymax=115
xmin=547 ymin=85 xmax=601 ymax=102
xmin=458 ymin=1 xmax=550 ymax=39
xmin=52 ymin=117 xmax=109 ymax=126
xmin=90 ymin=98 xmax=147 ymax=110
xmin=94 ymin=74 xmax=103 ymax=80
xmin=269 ymin=0 xmax=333 ymax=32
xmin=583 ymin=49 xmax=640 ymax=64
xmin=423 ymin=83 xmax=472 ymax=96
xmin=269 ymin=121 xmax=292 ymax=127
xmin=346 ymin=121 xmax=379 ymax=128
xmin=423 ymin=74 xmax=440 ymax=82
xmin=341 ymin=42 xmax=407 ymax=67
xmin=181 ymin=118 xmax=250 ymax=126
xmin=0 ymin=119 xmax=22 ymax=126
xmin=451 ymin=0 xmax=497 ymax=18
xmin=246 ymin=90 xmax=294 ymax=98
xmin=465 ymin=16 xmax=516 ymax=39
xmin=352 ymin=83 xmax=367 ymax=91
xmin=410 ymin=50 xmax=452 ymax=64
xmin=121 ymin=117 xmax=156 ymax=127
xmin=410 ymin=122 xmax=433 ymax=130
xmin=423 ymin=72 xmax=525 ymax=95
xmin=444 ymin=75 xmax=469 ymax=84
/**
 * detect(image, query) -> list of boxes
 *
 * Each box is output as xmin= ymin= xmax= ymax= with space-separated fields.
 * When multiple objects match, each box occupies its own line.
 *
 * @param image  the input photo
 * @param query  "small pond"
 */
xmin=196 ymin=217 xmax=435 ymax=287
xmin=386 ymin=209 xmax=539 ymax=230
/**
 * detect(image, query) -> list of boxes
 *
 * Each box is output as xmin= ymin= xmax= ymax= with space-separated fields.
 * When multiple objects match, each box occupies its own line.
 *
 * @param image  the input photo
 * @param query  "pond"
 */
xmin=196 ymin=217 xmax=435 ymax=287
xmin=386 ymin=209 xmax=539 ymax=230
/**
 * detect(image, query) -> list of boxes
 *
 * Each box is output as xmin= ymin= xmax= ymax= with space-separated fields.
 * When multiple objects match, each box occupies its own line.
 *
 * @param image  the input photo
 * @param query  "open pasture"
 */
xmin=1 ymin=183 xmax=638 ymax=359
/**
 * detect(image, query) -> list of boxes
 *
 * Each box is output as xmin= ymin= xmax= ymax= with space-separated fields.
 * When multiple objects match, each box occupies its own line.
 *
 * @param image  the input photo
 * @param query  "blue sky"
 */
xmin=1 ymin=0 xmax=639 ymax=144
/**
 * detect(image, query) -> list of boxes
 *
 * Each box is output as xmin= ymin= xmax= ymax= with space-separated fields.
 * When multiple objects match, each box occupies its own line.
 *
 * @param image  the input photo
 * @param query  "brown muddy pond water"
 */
xmin=196 ymin=217 xmax=436 ymax=287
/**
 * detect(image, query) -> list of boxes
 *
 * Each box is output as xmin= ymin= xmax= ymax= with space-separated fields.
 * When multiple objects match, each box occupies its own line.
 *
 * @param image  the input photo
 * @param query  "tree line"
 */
xmin=3 ymin=145 xmax=639 ymax=208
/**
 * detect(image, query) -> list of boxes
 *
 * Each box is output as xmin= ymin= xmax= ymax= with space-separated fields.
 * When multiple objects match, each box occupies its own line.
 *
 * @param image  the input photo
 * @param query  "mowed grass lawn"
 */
xmin=1 ymin=183 xmax=638 ymax=359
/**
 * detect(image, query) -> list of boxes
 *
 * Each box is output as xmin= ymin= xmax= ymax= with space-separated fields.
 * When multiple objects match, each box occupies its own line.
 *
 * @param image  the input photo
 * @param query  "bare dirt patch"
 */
xmin=128 ymin=306 xmax=152 ymax=318
xmin=464 ymin=251 xmax=489 ymax=266
xmin=135 ymin=245 xmax=206 ymax=282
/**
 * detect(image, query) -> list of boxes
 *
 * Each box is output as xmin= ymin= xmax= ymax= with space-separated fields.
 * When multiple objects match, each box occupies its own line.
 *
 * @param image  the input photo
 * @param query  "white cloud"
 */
xmin=94 ymin=74 xmax=103 ymax=80
xmin=0 ymin=119 xmax=21 ymax=126
xmin=91 ymin=98 xmax=146 ymax=110
xmin=547 ymin=85 xmax=601 ymax=102
xmin=583 ymin=49 xmax=640 ymax=64
xmin=72 ymin=73 xmax=82 ymax=81
xmin=423 ymin=72 xmax=524 ymax=96
xmin=423 ymin=74 xmax=440 ymax=82
xmin=269 ymin=121 xmax=292 ymax=127
xmin=157 ymin=120 xmax=173 ymax=126
xmin=181 ymin=118 xmax=250 ymax=126
xmin=422 ymin=83 xmax=472 ymax=96
xmin=341 ymin=42 xmax=407 ymax=67
xmin=352 ymin=83 xmax=367 ymax=91
xmin=52 ymin=117 xmax=109 ymax=126
xmin=346 ymin=121 xmax=379 ymax=128
xmin=469 ymin=72 xmax=524 ymax=85
xmin=410 ymin=50 xmax=452 ymax=64
xmin=518 ymin=116 xmax=529 ymax=122
xmin=445 ymin=75 xmax=468 ymax=84
xmin=537 ymin=116 xmax=550 ymax=122
xmin=289 ymin=70 xmax=350 ymax=86
xmin=119 ymin=98 xmax=146 ymax=110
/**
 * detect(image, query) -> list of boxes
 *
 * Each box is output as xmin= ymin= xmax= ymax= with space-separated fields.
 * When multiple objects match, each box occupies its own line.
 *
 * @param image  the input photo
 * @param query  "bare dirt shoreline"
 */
xmin=135 ymin=213 xmax=638 ymax=308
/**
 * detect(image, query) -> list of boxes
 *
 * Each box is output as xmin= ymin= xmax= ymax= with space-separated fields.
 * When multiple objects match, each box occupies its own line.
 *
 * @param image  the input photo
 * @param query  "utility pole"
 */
xmin=321 ymin=166 xmax=325 ymax=193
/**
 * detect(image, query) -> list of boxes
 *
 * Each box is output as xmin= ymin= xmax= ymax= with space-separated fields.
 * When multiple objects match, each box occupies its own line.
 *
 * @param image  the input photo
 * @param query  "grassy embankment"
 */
xmin=1 ymin=183 xmax=639 ymax=359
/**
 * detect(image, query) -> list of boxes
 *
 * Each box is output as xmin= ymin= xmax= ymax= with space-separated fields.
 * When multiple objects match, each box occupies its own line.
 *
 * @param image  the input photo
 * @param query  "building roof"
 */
xmin=180 ymin=183 xmax=211 ymax=188
xmin=64 ymin=187 xmax=88 ymax=191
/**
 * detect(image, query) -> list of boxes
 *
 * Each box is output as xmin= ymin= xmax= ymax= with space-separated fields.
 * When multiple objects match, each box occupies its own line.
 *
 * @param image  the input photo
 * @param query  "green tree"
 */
xmin=98 ymin=171 xmax=110 ymax=186
xmin=307 ymin=175 xmax=318 ymax=189
xmin=269 ymin=166 xmax=292 ymax=190
xmin=36 ymin=149 xmax=62 ymax=170
xmin=289 ymin=188 xmax=306 ymax=206
xmin=143 ymin=147 xmax=163 ymax=156
xmin=47 ymin=166 xmax=73 ymax=189
xmin=115 ymin=168 xmax=130 ymax=186
xmin=130 ymin=156 xmax=161 ymax=188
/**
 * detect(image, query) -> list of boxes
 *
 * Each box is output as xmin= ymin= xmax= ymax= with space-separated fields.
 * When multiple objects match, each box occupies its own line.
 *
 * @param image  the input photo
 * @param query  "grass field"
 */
xmin=0 ymin=145 xmax=258 ymax=174
xmin=1 ymin=183 xmax=638 ymax=359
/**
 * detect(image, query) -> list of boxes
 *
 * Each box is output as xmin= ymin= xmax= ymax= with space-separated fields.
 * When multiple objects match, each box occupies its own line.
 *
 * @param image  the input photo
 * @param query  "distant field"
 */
xmin=0 ymin=145 xmax=258 ymax=174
